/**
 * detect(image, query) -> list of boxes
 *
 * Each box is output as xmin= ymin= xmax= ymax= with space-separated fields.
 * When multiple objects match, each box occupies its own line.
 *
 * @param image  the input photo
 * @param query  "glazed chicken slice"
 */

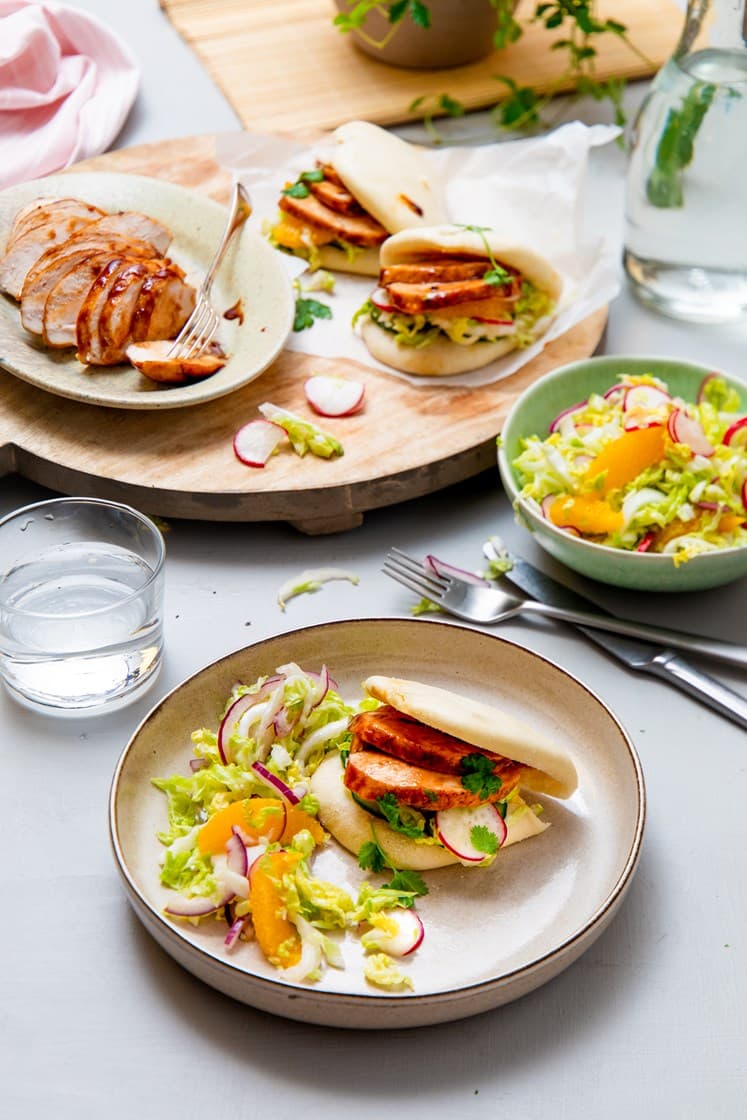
xmin=7 ymin=198 xmax=105 ymax=249
xmin=308 ymin=164 xmax=365 ymax=216
xmin=385 ymin=277 xmax=507 ymax=314
xmin=278 ymin=190 xmax=387 ymax=247
xmin=77 ymin=261 xmax=195 ymax=366
xmin=94 ymin=260 xmax=171 ymax=365
xmin=380 ymin=260 xmax=494 ymax=286
xmin=22 ymin=239 xmax=161 ymax=337
xmin=126 ymin=339 xmax=226 ymax=383
xmin=0 ymin=205 xmax=107 ymax=298
xmin=344 ymin=744 xmax=518 ymax=811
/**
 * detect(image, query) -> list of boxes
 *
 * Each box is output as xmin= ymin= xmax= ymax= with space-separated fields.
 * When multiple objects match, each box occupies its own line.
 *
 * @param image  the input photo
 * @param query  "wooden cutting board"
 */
xmin=0 ymin=134 xmax=607 ymax=534
xmin=159 ymin=0 xmax=681 ymax=132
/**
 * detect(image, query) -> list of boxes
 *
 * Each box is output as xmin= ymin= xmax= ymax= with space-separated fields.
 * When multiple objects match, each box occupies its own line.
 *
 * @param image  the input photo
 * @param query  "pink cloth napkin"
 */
xmin=0 ymin=0 xmax=139 ymax=189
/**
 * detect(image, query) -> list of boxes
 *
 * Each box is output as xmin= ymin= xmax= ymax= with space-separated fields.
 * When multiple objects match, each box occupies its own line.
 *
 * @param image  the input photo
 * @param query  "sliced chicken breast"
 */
xmin=22 ymin=240 xmax=160 ymax=338
xmin=8 ymin=198 xmax=105 ymax=249
xmin=0 ymin=209 xmax=104 ymax=298
xmin=126 ymin=339 xmax=226 ymax=383
xmin=278 ymin=191 xmax=387 ymax=247
xmin=95 ymin=260 xmax=166 ymax=365
xmin=344 ymin=745 xmax=517 ymax=811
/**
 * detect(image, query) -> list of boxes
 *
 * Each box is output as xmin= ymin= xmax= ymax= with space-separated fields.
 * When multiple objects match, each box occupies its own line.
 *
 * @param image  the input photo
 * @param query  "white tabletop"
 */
xmin=3 ymin=3 xmax=746 ymax=1117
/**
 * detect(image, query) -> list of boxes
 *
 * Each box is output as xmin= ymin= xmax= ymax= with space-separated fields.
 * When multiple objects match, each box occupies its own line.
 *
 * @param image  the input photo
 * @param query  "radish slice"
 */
xmin=251 ymin=760 xmax=300 ymax=804
xmin=435 ymin=803 xmax=507 ymax=863
xmin=365 ymin=909 xmax=425 ymax=957
xmin=623 ymin=384 xmax=672 ymax=414
xmin=636 ymin=532 xmax=656 ymax=553
xmin=667 ymin=409 xmax=714 ymax=456
xmin=541 ymin=496 xmax=581 ymax=536
xmin=723 ymin=417 xmax=747 ymax=448
xmin=548 ymin=399 xmax=587 ymax=434
xmin=164 ymin=890 xmax=233 ymax=918
xmin=603 ymin=382 xmax=628 ymax=402
xmin=304 ymin=374 xmax=365 ymax=417
xmin=424 ymin=554 xmax=486 ymax=586
xmin=697 ymin=372 xmax=720 ymax=403
xmin=624 ymin=413 xmax=666 ymax=432
xmin=233 ymin=419 xmax=287 ymax=467
xmin=370 ymin=287 xmax=397 ymax=312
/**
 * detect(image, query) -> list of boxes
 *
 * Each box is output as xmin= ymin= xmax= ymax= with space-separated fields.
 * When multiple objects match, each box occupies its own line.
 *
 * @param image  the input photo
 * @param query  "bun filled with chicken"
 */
xmin=310 ymin=676 xmax=577 ymax=871
xmin=353 ymin=224 xmax=563 ymax=375
xmin=267 ymin=121 xmax=446 ymax=276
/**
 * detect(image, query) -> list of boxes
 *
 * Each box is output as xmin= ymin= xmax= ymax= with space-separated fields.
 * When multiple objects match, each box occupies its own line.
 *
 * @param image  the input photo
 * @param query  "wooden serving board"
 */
xmin=159 ymin=0 xmax=681 ymax=133
xmin=0 ymin=135 xmax=607 ymax=534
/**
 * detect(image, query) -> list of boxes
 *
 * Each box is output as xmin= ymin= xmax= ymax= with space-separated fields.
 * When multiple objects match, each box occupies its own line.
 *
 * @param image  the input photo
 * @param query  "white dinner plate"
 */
xmin=0 ymin=172 xmax=294 ymax=409
xmin=109 ymin=618 xmax=645 ymax=1029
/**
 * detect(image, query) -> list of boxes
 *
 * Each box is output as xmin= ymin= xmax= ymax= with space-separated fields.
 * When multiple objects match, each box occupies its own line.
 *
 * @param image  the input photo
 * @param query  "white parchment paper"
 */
xmin=215 ymin=122 xmax=620 ymax=389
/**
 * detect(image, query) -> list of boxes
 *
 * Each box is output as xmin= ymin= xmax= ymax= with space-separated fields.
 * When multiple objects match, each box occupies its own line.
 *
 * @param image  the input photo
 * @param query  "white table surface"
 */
xmin=3 ymin=3 xmax=746 ymax=1117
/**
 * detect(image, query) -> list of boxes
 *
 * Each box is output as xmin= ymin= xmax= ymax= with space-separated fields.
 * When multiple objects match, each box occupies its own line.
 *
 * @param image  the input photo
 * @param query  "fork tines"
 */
xmin=382 ymin=547 xmax=447 ymax=602
xmin=168 ymin=298 xmax=219 ymax=361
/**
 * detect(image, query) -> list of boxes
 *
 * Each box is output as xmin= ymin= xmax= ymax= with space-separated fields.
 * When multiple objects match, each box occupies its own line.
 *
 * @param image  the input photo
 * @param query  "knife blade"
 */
xmin=503 ymin=557 xmax=747 ymax=730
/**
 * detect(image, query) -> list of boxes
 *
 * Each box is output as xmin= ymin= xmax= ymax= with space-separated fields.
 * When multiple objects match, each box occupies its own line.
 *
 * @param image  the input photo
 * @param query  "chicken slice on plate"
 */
xmin=95 ymin=260 xmax=171 ymax=365
xmin=22 ymin=239 xmax=161 ymax=338
xmin=7 ymin=198 xmax=105 ymax=250
xmin=126 ymin=339 xmax=226 ymax=383
xmin=0 ymin=207 xmax=105 ymax=298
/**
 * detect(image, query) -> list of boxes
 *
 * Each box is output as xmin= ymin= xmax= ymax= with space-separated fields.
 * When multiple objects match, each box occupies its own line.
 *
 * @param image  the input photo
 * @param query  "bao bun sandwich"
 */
xmin=354 ymin=224 xmax=563 ymax=375
xmin=310 ymin=676 xmax=577 ymax=871
xmin=267 ymin=121 xmax=446 ymax=276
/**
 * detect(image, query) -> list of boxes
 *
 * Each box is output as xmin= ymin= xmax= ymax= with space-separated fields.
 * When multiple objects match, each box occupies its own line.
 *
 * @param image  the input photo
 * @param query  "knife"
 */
xmin=502 ymin=557 xmax=747 ymax=730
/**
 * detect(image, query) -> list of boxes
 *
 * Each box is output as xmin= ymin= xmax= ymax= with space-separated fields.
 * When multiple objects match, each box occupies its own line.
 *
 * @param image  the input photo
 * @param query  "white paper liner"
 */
xmin=215 ymin=122 xmax=620 ymax=390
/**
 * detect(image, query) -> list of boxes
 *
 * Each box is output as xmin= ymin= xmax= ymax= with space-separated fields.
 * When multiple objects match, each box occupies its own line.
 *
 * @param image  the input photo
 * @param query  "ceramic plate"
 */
xmin=0 ymin=172 xmax=294 ymax=410
xmin=109 ymin=619 xmax=645 ymax=1029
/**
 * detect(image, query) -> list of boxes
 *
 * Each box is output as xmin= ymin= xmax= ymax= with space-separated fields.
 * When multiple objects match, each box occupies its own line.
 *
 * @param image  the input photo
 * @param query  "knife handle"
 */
xmin=647 ymin=654 xmax=747 ymax=730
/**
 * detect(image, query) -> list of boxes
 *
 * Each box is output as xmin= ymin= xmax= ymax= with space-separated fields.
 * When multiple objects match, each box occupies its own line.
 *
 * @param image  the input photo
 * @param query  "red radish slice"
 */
xmin=723 ymin=417 xmax=747 ymax=448
xmin=367 ymin=909 xmax=425 ymax=957
xmin=435 ymin=803 xmax=507 ymax=863
xmin=425 ymin=554 xmax=486 ymax=586
xmin=549 ymin=399 xmax=587 ymax=434
xmin=371 ymin=287 xmax=397 ymax=312
xmin=224 ymin=915 xmax=248 ymax=951
xmin=636 ymin=532 xmax=656 ymax=553
xmin=251 ymin=761 xmax=300 ymax=804
xmin=623 ymin=384 xmax=672 ymax=414
xmin=164 ymin=890 xmax=233 ymax=918
xmin=603 ymin=382 xmax=627 ymax=402
xmin=233 ymin=419 xmax=287 ymax=467
xmin=623 ymin=414 xmax=665 ymax=432
xmin=304 ymin=374 xmax=365 ymax=417
xmin=667 ymin=409 xmax=714 ymax=456
xmin=541 ymin=496 xmax=581 ymax=536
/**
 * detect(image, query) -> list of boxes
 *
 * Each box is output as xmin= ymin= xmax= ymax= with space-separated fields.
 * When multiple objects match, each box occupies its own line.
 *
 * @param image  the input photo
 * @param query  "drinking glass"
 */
xmin=0 ymin=497 xmax=165 ymax=714
xmin=624 ymin=0 xmax=747 ymax=322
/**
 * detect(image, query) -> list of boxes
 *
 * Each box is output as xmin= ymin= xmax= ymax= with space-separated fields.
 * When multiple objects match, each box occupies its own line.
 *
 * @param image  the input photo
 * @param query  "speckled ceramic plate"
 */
xmin=109 ymin=619 xmax=645 ymax=1029
xmin=0 ymin=172 xmax=294 ymax=409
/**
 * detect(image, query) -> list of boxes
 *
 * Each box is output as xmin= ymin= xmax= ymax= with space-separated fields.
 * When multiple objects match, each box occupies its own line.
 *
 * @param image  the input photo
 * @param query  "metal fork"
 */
xmin=168 ymin=181 xmax=252 ymax=360
xmin=382 ymin=548 xmax=747 ymax=670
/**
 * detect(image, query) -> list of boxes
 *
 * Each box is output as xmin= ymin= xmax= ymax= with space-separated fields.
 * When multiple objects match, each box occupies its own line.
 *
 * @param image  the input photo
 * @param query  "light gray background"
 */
xmin=2 ymin=3 xmax=746 ymax=1117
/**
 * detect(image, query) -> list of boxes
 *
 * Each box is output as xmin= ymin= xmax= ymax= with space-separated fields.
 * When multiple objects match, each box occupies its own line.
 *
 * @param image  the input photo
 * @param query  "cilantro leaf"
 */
xmin=376 ymin=792 xmax=426 ymax=839
xmin=483 ymin=266 xmax=512 ymax=287
xmin=470 ymin=825 xmax=499 ymax=856
xmin=460 ymin=753 xmax=503 ymax=801
xmin=283 ymin=182 xmax=310 ymax=199
xmin=387 ymin=868 xmax=428 ymax=897
xmin=358 ymin=840 xmax=386 ymax=873
xmin=300 ymin=169 xmax=325 ymax=183
xmin=293 ymin=297 xmax=333 ymax=332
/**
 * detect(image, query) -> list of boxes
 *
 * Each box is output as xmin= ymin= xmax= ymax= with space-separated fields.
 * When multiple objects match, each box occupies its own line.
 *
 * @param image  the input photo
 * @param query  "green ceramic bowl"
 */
xmin=498 ymin=355 xmax=747 ymax=592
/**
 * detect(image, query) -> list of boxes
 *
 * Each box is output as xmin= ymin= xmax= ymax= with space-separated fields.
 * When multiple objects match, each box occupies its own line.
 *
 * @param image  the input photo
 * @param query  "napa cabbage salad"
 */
xmin=152 ymin=663 xmax=426 ymax=989
xmin=512 ymin=373 xmax=747 ymax=564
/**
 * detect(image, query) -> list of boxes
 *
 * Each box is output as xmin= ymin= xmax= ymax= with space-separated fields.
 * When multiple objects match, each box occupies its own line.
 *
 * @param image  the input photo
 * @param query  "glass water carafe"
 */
xmin=624 ymin=0 xmax=747 ymax=322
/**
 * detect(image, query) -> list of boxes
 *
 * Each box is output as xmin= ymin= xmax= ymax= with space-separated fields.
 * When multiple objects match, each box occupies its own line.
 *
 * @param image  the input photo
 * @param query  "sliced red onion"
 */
xmin=224 ymin=915 xmax=248 ymax=951
xmin=273 ymin=706 xmax=298 ymax=738
xmin=548 ymin=399 xmax=587 ymax=434
xmin=636 ymin=532 xmax=656 ymax=553
xmin=425 ymin=554 xmax=486 ymax=586
xmin=742 ymin=479 xmax=747 ymax=511
xmin=189 ymin=758 xmax=210 ymax=772
xmin=164 ymin=891 xmax=233 ymax=918
xmin=667 ymin=409 xmax=714 ymax=456
xmin=251 ymin=760 xmax=300 ymax=804
xmin=217 ymin=677 xmax=284 ymax=763
xmin=226 ymin=831 xmax=249 ymax=876
xmin=723 ymin=416 xmax=747 ymax=448
xmin=310 ymin=664 xmax=331 ymax=711
xmin=695 ymin=501 xmax=730 ymax=513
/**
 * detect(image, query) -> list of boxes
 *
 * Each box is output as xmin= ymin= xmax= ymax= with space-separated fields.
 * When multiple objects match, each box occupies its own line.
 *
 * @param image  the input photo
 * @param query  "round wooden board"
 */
xmin=0 ymin=135 xmax=607 ymax=534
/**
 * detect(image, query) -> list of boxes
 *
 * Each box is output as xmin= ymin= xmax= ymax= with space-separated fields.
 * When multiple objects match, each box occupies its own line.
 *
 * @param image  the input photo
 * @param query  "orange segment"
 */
xmin=197 ymin=797 xmax=286 ymax=855
xmin=251 ymin=850 xmax=302 ymax=968
xmin=718 ymin=512 xmax=743 ymax=534
xmin=281 ymin=805 xmax=326 ymax=847
xmin=271 ymin=213 xmax=335 ymax=250
xmin=549 ymin=495 xmax=625 ymax=536
xmin=584 ymin=425 xmax=667 ymax=496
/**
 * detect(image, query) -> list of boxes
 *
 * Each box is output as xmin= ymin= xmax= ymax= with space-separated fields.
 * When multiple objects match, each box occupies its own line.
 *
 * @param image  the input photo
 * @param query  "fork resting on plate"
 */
xmin=383 ymin=548 xmax=747 ymax=670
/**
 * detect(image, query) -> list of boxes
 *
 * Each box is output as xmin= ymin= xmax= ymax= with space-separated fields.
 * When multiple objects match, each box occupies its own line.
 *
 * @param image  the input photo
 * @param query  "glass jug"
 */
xmin=624 ymin=0 xmax=747 ymax=322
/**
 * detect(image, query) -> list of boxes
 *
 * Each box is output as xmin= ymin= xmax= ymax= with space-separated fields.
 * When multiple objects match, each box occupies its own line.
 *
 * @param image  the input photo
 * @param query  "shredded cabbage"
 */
xmin=258 ymin=402 xmax=343 ymax=459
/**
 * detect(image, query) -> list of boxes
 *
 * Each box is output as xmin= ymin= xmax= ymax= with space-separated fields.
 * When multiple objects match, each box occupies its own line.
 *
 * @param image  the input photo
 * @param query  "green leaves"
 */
xmin=357 ymin=833 xmax=429 ymax=903
xmin=282 ymin=168 xmax=325 ymax=199
xmin=293 ymin=297 xmax=333 ymax=333
xmin=483 ymin=264 xmax=513 ymax=287
xmin=470 ymin=825 xmax=500 ymax=856
xmin=646 ymin=82 xmax=717 ymax=208
xmin=376 ymin=792 xmax=427 ymax=838
xmin=460 ymin=753 xmax=503 ymax=801
xmin=334 ymin=0 xmax=430 ymax=33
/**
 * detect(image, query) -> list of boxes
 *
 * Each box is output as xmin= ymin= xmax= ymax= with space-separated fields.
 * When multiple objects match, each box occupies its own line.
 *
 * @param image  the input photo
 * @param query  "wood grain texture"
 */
xmin=159 ymin=0 xmax=681 ymax=132
xmin=0 ymin=135 xmax=607 ymax=533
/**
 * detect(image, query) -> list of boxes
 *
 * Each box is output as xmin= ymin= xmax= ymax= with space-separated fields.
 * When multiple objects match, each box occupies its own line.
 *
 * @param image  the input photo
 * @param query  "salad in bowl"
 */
xmin=498 ymin=356 xmax=747 ymax=591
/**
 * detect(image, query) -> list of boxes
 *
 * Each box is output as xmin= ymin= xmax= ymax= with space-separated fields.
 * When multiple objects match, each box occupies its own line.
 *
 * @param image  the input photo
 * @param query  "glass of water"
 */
xmin=624 ymin=0 xmax=747 ymax=322
xmin=0 ymin=497 xmax=165 ymax=714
